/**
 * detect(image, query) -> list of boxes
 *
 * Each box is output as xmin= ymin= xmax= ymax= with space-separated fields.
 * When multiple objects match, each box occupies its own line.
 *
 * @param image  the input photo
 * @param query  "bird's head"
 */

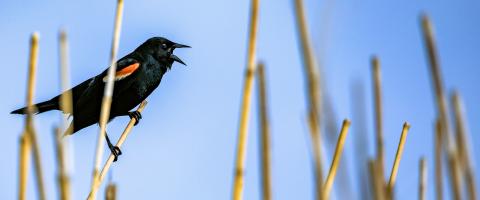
xmin=136 ymin=37 xmax=190 ymax=66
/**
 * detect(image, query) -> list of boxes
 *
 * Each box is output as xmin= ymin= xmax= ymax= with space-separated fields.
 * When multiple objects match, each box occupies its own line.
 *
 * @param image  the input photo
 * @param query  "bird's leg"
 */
xmin=105 ymin=132 xmax=122 ymax=162
xmin=122 ymin=111 xmax=142 ymax=126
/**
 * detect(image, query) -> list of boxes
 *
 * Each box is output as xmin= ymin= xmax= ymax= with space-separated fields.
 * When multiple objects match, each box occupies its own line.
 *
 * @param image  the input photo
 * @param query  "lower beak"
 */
xmin=170 ymin=54 xmax=186 ymax=65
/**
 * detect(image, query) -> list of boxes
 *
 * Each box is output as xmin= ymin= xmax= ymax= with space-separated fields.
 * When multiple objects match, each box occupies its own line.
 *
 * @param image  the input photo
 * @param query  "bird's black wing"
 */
xmin=74 ymin=56 xmax=141 ymax=114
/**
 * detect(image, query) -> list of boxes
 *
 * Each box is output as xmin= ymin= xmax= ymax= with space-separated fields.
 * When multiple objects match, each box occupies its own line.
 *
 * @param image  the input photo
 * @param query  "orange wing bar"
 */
xmin=103 ymin=63 xmax=140 ymax=82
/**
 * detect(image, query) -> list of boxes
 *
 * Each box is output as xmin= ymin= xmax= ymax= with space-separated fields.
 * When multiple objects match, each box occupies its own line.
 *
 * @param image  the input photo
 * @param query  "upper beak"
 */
xmin=172 ymin=43 xmax=191 ymax=49
xmin=170 ymin=54 xmax=186 ymax=65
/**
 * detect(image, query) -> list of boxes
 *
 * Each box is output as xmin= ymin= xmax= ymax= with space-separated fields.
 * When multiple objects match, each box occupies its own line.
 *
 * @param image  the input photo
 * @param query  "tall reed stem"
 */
xmin=451 ymin=92 xmax=478 ymax=200
xmin=435 ymin=120 xmax=443 ymax=200
xmin=387 ymin=122 xmax=410 ymax=197
xmin=21 ymin=32 xmax=47 ymax=200
xmin=57 ymin=29 xmax=72 ymax=200
xmin=371 ymin=56 xmax=385 ymax=184
xmin=89 ymin=0 xmax=124 ymax=199
xmin=88 ymin=101 xmax=147 ymax=198
xmin=257 ymin=63 xmax=272 ymax=200
xmin=419 ymin=158 xmax=427 ymax=200
xmin=293 ymin=0 xmax=325 ymax=198
xmin=323 ymin=119 xmax=351 ymax=199
xmin=420 ymin=14 xmax=462 ymax=200
xmin=231 ymin=0 xmax=259 ymax=199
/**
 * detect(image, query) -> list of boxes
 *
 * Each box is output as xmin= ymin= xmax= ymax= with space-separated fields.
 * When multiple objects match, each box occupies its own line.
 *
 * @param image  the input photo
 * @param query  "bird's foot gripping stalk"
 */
xmin=128 ymin=111 xmax=142 ymax=126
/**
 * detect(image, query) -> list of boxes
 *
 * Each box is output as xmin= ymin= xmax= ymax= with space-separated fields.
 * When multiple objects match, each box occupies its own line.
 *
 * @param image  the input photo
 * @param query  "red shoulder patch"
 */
xmin=103 ymin=63 xmax=140 ymax=82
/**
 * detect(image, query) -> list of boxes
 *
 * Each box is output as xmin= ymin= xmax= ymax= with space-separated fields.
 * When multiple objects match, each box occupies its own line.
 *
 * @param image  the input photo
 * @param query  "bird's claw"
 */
xmin=108 ymin=145 xmax=122 ymax=162
xmin=128 ymin=111 xmax=142 ymax=126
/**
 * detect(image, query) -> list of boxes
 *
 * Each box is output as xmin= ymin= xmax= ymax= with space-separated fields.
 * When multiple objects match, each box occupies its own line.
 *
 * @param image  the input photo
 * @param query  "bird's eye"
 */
xmin=161 ymin=43 xmax=167 ymax=49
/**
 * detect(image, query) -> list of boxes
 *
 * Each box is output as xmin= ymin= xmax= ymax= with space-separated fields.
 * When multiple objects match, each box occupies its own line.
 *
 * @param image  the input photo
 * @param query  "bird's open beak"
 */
xmin=170 ymin=43 xmax=190 ymax=65
xmin=170 ymin=54 xmax=186 ymax=65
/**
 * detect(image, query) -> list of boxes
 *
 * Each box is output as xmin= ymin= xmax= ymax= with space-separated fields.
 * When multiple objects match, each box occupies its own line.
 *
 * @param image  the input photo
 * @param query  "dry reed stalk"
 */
xmin=89 ymin=0 xmax=124 ymax=199
xmin=59 ymin=30 xmax=73 ymax=117
xmin=87 ymin=101 xmax=147 ymax=199
xmin=18 ymin=133 xmax=31 ymax=200
xmin=420 ymin=14 xmax=462 ymax=200
xmin=435 ymin=120 xmax=443 ymax=200
xmin=369 ymin=159 xmax=386 ymax=200
xmin=54 ymin=127 xmax=71 ymax=200
xmin=387 ymin=122 xmax=410 ymax=198
xmin=307 ymin=109 xmax=324 ymax=200
xmin=105 ymin=182 xmax=117 ymax=200
xmin=293 ymin=0 xmax=325 ymax=198
xmin=231 ymin=0 xmax=259 ymax=199
xmin=22 ymin=32 xmax=47 ymax=200
xmin=419 ymin=158 xmax=427 ymax=200
xmin=447 ymin=153 xmax=462 ymax=200
xmin=57 ymin=29 xmax=72 ymax=200
xmin=371 ymin=56 xmax=386 ymax=184
xmin=256 ymin=63 xmax=272 ymax=200
xmin=451 ymin=92 xmax=478 ymax=200
xmin=322 ymin=119 xmax=351 ymax=199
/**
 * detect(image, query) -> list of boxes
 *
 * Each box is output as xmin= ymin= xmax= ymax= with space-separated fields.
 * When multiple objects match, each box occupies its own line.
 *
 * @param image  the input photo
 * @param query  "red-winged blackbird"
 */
xmin=11 ymin=37 xmax=190 ymax=161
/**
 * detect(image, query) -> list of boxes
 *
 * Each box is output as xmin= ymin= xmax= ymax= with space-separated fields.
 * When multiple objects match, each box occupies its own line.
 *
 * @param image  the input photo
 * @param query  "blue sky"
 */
xmin=0 ymin=0 xmax=479 ymax=199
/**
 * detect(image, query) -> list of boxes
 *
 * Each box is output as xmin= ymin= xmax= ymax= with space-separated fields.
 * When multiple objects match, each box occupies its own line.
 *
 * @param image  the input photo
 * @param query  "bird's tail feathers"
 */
xmin=11 ymin=99 xmax=59 ymax=114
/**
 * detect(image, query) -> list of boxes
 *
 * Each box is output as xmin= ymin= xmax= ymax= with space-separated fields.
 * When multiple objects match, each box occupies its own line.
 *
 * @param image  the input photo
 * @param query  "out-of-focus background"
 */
xmin=1 ymin=0 xmax=479 ymax=199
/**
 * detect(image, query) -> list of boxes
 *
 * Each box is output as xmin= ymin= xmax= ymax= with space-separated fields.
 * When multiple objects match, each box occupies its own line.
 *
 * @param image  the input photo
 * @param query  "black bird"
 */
xmin=11 ymin=37 xmax=190 ymax=161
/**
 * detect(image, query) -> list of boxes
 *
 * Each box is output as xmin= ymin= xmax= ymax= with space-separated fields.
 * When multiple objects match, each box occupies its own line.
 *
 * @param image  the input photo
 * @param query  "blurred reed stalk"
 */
xmin=18 ymin=134 xmax=31 ymax=200
xmin=56 ymin=29 xmax=72 ymax=200
xmin=369 ymin=159 xmax=386 ymax=200
xmin=89 ymin=0 xmax=124 ymax=199
xmin=435 ymin=120 xmax=443 ymax=200
xmin=420 ymin=14 xmax=462 ymax=200
xmin=256 ymin=63 xmax=272 ymax=200
xmin=54 ymin=127 xmax=71 ymax=200
xmin=88 ymin=101 xmax=148 ymax=199
xmin=451 ymin=92 xmax=478 ymax=200
xmin=18 ymin=32 xmax=47 ymax=200
xmin=371 ymin=56 xmax=386 ymax=185
xmin=231 ymin=0 xmax=259 ymax=199
xmin=419 ymin=158 xmax=427 ymax=200
xmin=105 ymin=182 xmax=117 ymax=200
xmin=322 ymin=119 xmax=351 ymax=200
xmin=387 ymin=122 xmax=410 ymax=198
xmin=293 ymin=0 xmax=325 ymax=198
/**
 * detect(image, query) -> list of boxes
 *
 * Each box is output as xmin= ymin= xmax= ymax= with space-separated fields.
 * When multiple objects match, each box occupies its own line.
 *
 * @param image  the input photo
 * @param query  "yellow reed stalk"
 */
xmin=22 ymin=32 xmax=47 ymax=200
xmin=105 ymin=182 xmax=117 ymax=200
xmin=419 ymin=158 xmax=427 ymax=200
xmin=369 ymin=159 xmax=386 ymax=200
xmin=18 ymin=133 xmax=31 ymax=200
xmin=54 ymin=127 xmax=71 ymax=200
xmin=59 ymin=30 xmax=73 ymax=116
xmin=87 ymin=101 xmax=147 ymax=198
xmin=256 ymin=63 xmax=272 ymax=200
xmin=322 ymin=119 xmax=351 ymax=199
xmin=420 ymin=14 xmax=462 ymax=200
xmin=451 ymin=91 xmax=478 ymax=200
xmin=307 ymin=110 xmax=324 ymax=200
xmin=447 ymin=153 xmax=462 ymax=200
xmin=387 ymin=122 xmax=410 ymax=197
xmin=231 ymin=0 xmax=259 ymax=199
xmin=294 ymin=0 xmax=325 ymax=198
xmin=89 ymin=0 xmax=124 ymax=199
xmin=371 ymin=56 xmax=386 ymax=183
xmin=434 ymin=120 xmax=443 ymax=200
xmin=56 ymin=29 xmax=72 ymax=200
